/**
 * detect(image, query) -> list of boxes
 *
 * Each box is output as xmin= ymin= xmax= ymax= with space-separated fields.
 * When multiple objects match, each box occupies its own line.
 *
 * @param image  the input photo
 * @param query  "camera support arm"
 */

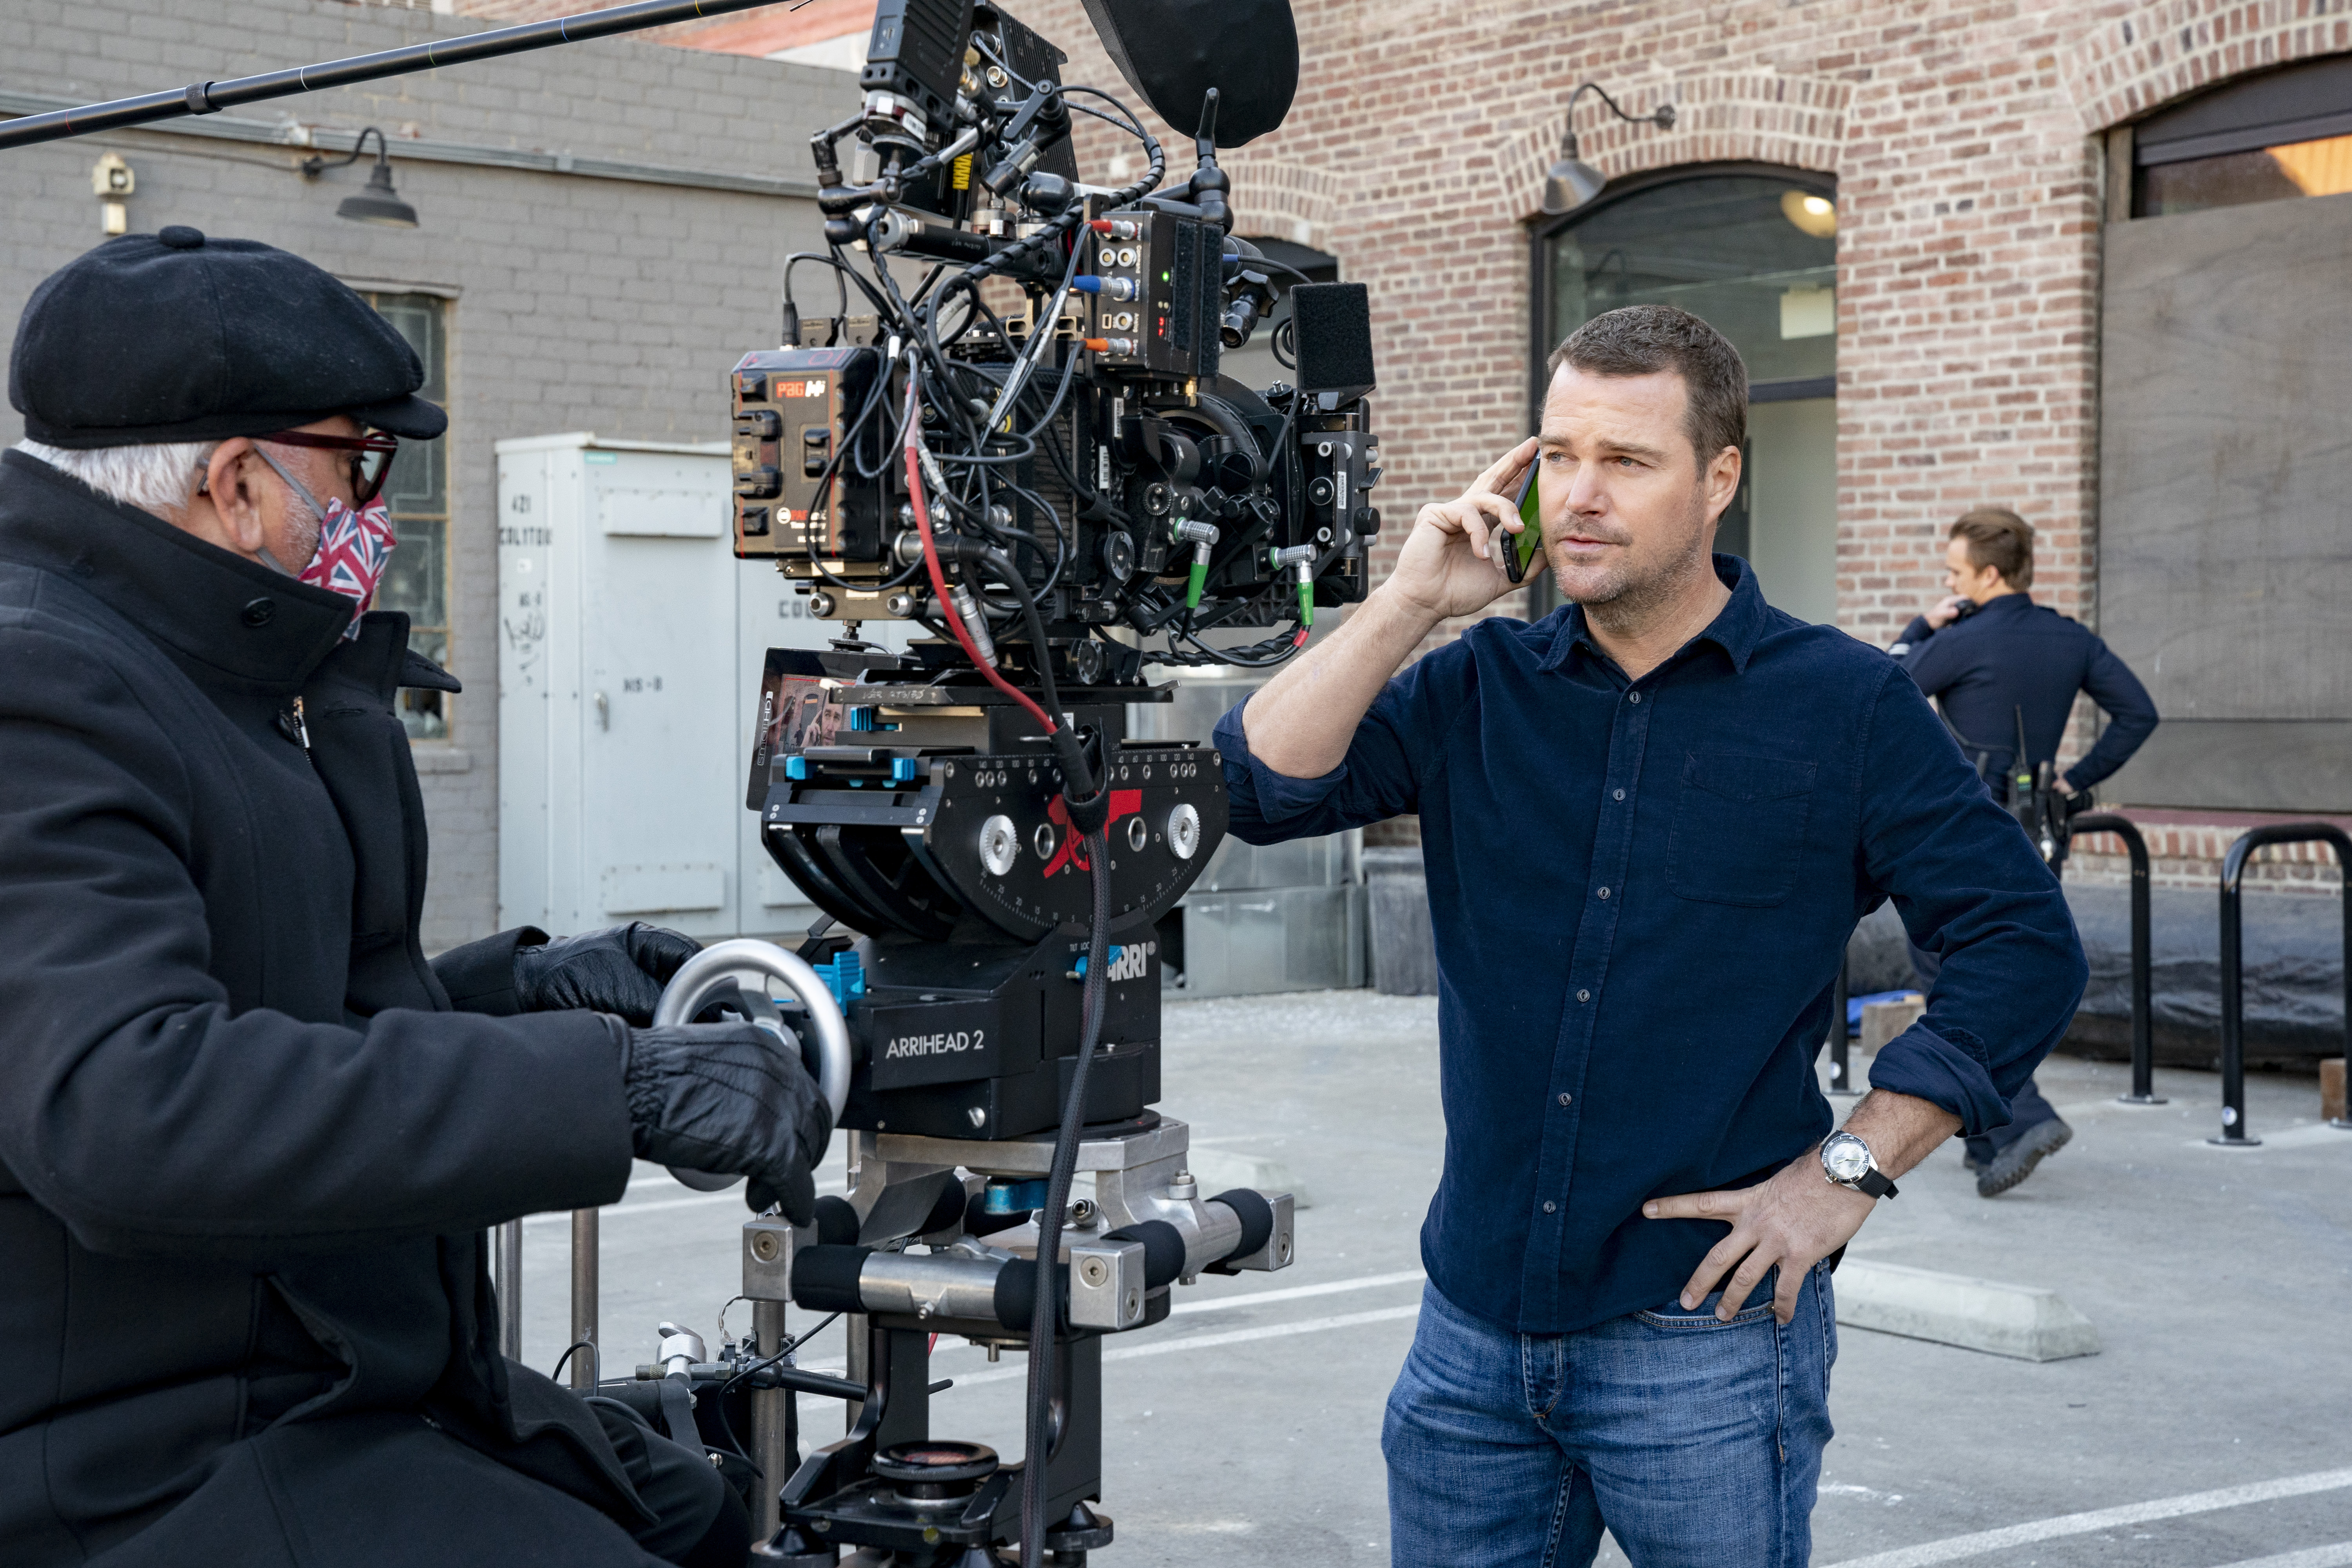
xmin=0 ymin=0 xmax=786 ymax=152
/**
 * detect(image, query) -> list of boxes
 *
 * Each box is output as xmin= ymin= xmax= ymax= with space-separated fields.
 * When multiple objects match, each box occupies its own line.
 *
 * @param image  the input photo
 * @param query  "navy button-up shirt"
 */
xmin=1214 ymin=558 xmax=2087 ymax=1334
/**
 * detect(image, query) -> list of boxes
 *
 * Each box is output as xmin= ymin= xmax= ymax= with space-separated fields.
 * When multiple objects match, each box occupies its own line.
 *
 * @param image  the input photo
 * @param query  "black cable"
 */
xmin=995 ymin=471 xmax=1069 ymax=596
xmin=1271 ymin=314 xmax=1297 ymax=369
xmin=549 ymin=1338 xmax=599 ymax=1387
xmin=782 ymin=250 xmax=851 ymax=340
xmin=1174 ymin=621 xmax=1308 ymax=668
xmin=826 ymin=241 xmax=899 ymax=319
xmin=932 ymin=434 xmax=1042 ymax=465
xmin=708 ymin=1310 xmax=846 ymax=1479
xmin=980 ymin=545 xmax=1063 ymax=721
xmin=1019 ymin=830 xmax=1111 ymax=1568
xmin=795 ymin=339 xmax=922 ymax=593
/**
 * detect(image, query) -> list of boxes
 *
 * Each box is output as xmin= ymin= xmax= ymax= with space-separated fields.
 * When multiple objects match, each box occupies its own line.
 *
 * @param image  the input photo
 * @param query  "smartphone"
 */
xmin=1502 ymin=462 xmax=1544 ymax=583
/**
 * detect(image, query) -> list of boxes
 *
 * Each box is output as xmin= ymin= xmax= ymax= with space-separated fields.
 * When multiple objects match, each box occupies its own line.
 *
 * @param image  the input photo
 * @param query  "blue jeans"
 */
xmin=1382 ymin=1265 xmax=1837 ymax=1568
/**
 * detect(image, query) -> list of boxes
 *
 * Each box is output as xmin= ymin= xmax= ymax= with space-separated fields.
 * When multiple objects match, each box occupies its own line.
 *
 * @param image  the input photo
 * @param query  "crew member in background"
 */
xmin=1221 ymin=304 xmax=2085 ymax=1567
xmin=1892 ymin=507 xmax=2158 ymax=1198
xmin=0 ymin=229 xmax=828 ymax=1567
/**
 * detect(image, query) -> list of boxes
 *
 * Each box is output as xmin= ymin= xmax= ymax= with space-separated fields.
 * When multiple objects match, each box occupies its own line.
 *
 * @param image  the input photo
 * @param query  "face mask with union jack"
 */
xmin=254 ymin=445 xmax=398 ymax=641
xmin=298 ymin=494 xmax=397 ymax=640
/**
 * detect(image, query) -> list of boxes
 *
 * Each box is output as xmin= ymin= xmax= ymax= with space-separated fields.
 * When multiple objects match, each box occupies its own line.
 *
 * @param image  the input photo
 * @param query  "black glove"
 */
xmin=515 ymin=923 xmax=700 ymax=1025
xmin=606 ymin=1018 xmax=831 ymax=1224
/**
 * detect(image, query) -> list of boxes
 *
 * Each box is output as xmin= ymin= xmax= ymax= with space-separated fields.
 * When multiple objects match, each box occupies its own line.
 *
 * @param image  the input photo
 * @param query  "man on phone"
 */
xmin=1217 ymin=305 xmax=2084 ymax=1566
xmin=1890 ymin=507 xmax=2158 ymax=1196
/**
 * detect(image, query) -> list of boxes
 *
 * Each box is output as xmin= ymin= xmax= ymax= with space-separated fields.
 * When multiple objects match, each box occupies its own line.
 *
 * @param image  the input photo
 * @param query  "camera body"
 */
xmin=730 ymin=0 xmax=1385 ymax=1154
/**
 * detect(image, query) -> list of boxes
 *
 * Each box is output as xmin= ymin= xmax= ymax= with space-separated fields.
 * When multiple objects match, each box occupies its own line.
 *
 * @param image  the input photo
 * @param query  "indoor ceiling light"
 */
xmin=1541 ymin=83 xmax=1677 ymax=217
xmin=1781 ymin=190 xmax=1837 ymax=238
xmin=302 ymin=126 xmax=420 ymax=229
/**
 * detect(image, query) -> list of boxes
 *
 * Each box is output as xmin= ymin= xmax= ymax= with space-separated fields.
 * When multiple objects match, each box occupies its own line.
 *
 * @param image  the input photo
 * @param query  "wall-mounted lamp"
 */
xmin=91 ymin=151 xmax=134 ymax=235
xmin=1540 ymin=83 xmax=1677 ymax=217
xmin=1780 ymin=189 xmax=1837 ymax=238
xmin=302 ymin=127 xmax=419 ymax=229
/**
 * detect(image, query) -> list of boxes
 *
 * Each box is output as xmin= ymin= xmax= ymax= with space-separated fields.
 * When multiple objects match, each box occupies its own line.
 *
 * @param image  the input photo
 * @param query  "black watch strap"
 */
xmin=1854 ymin=1167 xmax=1898 ymax=1200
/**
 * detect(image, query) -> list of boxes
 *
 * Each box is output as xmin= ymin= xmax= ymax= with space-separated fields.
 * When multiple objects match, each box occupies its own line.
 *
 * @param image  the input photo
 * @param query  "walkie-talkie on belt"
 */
xmin=2007 ymin=705 xmax=2085 ymax=866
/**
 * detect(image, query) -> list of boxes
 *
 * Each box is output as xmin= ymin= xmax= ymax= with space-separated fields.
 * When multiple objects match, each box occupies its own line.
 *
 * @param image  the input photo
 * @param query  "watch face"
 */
xmin=1824 ymin=1136 xmax=1871 ymax=1182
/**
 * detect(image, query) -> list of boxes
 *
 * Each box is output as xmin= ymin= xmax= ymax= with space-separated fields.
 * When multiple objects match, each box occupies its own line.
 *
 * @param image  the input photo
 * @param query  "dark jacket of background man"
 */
xmin=1893 ymin=595 xmax=2157 ymax=795
xmin=0 ymin=452 xmax=667 ymax=1564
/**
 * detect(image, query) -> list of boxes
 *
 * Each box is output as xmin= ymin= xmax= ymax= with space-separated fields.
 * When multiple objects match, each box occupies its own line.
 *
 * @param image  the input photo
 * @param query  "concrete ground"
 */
xmin=515 ymin=992 xmax=2352 ymax=1567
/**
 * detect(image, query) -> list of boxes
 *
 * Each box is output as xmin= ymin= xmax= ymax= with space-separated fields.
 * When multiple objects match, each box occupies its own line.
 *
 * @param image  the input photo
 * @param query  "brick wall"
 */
xmin=1004 ymin=0 xmax=2345 ymax=883
xmin=1 ymin=0 xmax=853 ymax=950
xmin=1017 ymin=0 xmax=2110 ymax=634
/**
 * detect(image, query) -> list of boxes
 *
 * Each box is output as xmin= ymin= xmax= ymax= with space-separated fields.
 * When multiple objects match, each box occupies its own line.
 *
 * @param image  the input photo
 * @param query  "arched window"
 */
xmin=1533 ymin=166 xmax=1838 ymax=623
xmin=2133 ymin=53 xmax=2352 ymax=216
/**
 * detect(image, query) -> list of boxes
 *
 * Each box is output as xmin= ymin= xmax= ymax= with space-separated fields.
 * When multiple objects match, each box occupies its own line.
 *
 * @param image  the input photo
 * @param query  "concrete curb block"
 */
xmin=1834 ymin=1260 xmax=2100 ymax=1361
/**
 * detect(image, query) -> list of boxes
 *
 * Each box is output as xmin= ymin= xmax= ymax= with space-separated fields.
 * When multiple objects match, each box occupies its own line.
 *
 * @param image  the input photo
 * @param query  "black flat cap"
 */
xmin=8 ymin=226 xmax=445 ymax=449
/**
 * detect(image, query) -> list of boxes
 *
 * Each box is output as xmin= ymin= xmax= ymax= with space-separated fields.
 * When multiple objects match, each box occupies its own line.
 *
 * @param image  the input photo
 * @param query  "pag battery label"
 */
xmin=865 ymin=997 xmax=1003 ymax=1091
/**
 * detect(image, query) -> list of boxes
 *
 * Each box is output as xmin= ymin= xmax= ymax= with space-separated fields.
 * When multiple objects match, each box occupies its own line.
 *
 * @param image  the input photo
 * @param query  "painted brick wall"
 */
xmin=0 ymin=0 xmax=856 ymax=949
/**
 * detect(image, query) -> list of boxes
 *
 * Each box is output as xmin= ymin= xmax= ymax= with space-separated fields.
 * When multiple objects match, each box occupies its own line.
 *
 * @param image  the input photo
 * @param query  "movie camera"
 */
xmin=691 ymin=2 xmax=1382 ymax=1558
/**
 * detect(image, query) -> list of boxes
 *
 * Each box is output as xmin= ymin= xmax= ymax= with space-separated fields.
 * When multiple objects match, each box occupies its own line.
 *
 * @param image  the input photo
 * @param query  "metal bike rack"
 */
xmin=2211 ymin=821 xmax=2352 ymax=1147
xmin=2072 ymin=813 xmax=2163 ymax=1106
xmin=1826 ymin=951 xmax=1859 ymax=1097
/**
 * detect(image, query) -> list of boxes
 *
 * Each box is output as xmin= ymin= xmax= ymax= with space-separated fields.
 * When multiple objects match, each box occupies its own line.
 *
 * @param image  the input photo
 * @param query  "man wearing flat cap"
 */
xmin=0 ymin=227 xmax=823 ymax=1566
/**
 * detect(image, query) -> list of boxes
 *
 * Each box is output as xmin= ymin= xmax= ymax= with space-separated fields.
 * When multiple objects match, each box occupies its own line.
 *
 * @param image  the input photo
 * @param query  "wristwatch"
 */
xmin=1819 ymin=1131 xmax=1898 ymax=1199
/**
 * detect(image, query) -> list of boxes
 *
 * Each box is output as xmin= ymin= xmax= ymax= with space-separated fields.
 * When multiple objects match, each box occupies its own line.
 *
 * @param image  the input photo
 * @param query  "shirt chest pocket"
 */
xmin=1665 ymin=751 xmax=1818 ymax=907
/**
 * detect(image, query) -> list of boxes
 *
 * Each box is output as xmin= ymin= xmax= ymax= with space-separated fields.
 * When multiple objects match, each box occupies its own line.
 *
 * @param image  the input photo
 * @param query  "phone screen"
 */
xmin=1504 ymin=462 xmax=1543 ymax=582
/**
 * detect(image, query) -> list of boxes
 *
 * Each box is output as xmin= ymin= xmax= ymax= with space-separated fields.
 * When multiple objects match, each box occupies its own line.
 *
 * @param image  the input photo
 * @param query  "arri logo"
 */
xmin=1103 ymin=943 xmax=1151 ymax=984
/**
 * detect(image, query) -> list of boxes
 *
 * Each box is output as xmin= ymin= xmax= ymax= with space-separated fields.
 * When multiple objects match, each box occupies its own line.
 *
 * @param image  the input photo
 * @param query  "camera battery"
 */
xmin=729 ymin=346 xmax=882 ymax=565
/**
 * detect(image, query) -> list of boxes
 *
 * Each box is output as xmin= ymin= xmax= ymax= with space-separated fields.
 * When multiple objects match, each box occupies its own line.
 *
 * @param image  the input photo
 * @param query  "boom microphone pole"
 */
xmin=0 ymin=0 xmax=787 ymax=152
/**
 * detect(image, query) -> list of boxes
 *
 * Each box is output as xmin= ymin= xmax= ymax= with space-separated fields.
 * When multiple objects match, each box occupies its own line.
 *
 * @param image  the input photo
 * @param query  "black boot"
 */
xmin=1976 ymin=1118 xmax=2072 ymax=1197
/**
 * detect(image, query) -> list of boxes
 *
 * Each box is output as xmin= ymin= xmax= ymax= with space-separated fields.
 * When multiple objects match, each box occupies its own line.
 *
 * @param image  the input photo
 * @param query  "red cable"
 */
xmin=902 ymin=385 xmax=1059 ymax=735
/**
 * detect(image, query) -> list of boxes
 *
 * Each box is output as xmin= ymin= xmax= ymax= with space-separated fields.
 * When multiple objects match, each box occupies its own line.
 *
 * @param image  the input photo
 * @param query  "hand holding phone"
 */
xmin=1500 ymin=461 xmax=1544 ymax=584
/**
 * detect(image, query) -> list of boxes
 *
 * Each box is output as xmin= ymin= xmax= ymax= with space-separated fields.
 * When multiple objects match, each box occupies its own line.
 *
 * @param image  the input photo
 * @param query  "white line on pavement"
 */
xmin=944 ymin=1304 xmax=1422 ymax=1390
xmin=1172 ymin=1269 xmax=1425 ymax=1315
xmin=1819 ymin=1467 xmax=2352 ymax=1568
xmin=2214 ymin=1544 xmax=2352 ymax=1568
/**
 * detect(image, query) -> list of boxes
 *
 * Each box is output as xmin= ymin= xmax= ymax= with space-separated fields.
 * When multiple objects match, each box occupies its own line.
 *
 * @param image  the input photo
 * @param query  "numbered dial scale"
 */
xmin=757 ymin=724 xmax=1228 ymax=945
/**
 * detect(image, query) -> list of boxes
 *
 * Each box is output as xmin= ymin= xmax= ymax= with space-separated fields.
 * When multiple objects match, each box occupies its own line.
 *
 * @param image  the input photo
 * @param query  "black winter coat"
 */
xmin=0 ymin=452 xmax=667 ymax=1565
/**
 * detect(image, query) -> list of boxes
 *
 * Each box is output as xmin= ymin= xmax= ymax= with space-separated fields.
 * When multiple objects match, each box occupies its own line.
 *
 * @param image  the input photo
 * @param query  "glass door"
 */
xmin=1536 ymin=169 xmax=1838 ymax=622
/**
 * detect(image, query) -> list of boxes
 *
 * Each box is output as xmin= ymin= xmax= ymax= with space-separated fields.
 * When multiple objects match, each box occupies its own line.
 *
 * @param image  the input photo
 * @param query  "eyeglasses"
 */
xmin=257 ymin=429 xmax=401 ymax=506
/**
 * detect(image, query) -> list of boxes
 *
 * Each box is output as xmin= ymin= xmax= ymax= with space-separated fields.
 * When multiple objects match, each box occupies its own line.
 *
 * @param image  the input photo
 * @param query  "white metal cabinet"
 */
xmin=495 ymin=434 xmax=906 ymax=943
